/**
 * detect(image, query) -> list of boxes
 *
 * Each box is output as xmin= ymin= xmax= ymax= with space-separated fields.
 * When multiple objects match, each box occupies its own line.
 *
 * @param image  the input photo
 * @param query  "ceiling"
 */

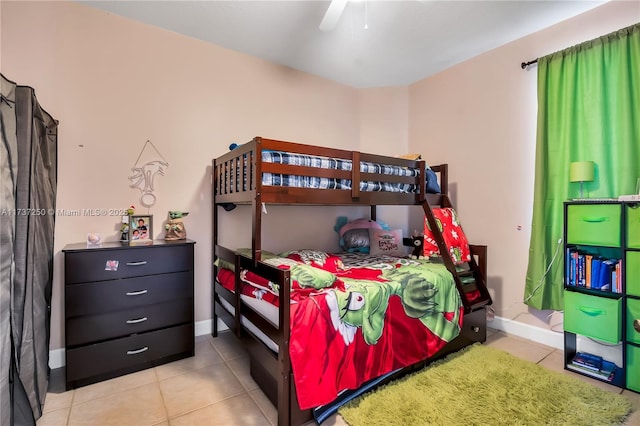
xmin=81 ymin=0 xmax=608 ymax=88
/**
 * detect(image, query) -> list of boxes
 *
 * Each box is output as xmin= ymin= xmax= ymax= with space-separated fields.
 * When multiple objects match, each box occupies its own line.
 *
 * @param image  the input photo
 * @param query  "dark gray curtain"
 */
xmin=1 ymin=74 xmax=57 ymax=426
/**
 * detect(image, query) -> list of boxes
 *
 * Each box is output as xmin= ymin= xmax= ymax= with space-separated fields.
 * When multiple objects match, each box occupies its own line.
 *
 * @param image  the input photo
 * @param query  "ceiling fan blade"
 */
xmin=319 ymin=0 xmax=348 ymax=32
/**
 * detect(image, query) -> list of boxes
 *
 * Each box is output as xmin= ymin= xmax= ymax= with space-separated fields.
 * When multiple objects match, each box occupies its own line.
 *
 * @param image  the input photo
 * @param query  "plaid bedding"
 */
xmin=261 ymin=150 xmax=420 ymax=193
xmin=261 ymin=174 xmax=418 ymax=192
xmin=262 ymin=151 xmax=419 ymax=176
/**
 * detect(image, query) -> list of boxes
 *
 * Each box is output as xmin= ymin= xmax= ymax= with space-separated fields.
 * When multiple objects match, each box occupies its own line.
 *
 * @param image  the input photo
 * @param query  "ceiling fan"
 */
xmin=319 ymin=0 xmax=349 ymax=32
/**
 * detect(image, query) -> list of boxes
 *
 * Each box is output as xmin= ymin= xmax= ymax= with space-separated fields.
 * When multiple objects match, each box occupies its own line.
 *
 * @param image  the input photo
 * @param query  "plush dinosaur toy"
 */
xmin=164 ymin=211 xmax=189 ymax=240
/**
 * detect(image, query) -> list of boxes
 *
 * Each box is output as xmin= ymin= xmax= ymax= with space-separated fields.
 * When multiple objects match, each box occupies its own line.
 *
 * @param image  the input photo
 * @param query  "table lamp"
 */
xmin=570 ymin=161 xmax=594 ymax=199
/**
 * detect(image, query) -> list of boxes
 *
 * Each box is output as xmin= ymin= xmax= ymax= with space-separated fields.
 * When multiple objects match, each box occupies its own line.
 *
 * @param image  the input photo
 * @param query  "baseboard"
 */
xmin=50 ymin=316 xmax=560 ymax=369
xmin=49 ymin=348 xmax=65 ymax=370
xmin=488 ymin=315 xmax=564 ymax=350
xmin=49 ymin=319 xmax=229 ymax=369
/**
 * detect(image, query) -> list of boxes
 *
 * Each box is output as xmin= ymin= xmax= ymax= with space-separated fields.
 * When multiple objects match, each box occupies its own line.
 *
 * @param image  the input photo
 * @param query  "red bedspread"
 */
xmin=217 ymin=250 xmax=463 ymax=409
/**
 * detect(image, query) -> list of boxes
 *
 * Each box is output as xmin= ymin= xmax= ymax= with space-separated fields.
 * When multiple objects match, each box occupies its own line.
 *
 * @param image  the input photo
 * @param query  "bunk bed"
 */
xmin=211 ymin=136 xmax=492 ymax=425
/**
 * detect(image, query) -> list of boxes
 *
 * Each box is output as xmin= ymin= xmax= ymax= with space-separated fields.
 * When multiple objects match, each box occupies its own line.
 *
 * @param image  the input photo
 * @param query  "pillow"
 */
xmin=423 ymin=207 xmax=471 ymax=264
xmin=425 ymin=167 xmax=441 ymax=194
xmin=335 ymin=217 xmax=389 ymax=253
xmin=342 ymin=228 xmax=371 ymax=251
xmin=368 ymin=228 xmax=406 ymax=257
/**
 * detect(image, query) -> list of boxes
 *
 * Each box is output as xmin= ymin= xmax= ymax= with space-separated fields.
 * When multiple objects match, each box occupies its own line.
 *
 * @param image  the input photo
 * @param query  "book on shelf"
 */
xmin=572 ymin=352 xmax=602 ymax=371
xmin=568 ymin=357 xmax=617 ymax=382
xmin=569 ymin=352 xmax=617 ymax=381
xmin=565 ymin=248 xmax=621 ymax=293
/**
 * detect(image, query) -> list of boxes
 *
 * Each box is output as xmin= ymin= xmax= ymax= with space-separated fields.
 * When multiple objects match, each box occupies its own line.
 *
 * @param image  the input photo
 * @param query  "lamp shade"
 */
xmin=569 ymin=161 xmax=595 ymax=183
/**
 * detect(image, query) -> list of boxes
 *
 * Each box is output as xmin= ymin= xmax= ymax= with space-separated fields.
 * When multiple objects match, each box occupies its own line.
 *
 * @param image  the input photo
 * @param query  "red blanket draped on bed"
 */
xmin=217 ymin=251 xmax=463 ymax=409
xmin=290 ymin=293 xmax=461 ymax=409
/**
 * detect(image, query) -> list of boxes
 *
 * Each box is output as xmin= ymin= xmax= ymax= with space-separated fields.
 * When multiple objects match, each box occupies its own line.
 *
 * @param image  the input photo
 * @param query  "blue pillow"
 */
xmin=426 ymin=167 xmax=441 ymax=193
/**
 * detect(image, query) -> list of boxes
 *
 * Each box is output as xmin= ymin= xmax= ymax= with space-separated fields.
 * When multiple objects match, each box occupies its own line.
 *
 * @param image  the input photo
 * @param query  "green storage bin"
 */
xmin=627 ymin=251 xmax=640 ymax=297
xmin=566 ymin=204 xmax=621 ymax=247
xmin=627 ymin=205 xmax=640 ymax=248
xmin=627 ymin=299 xmax=640 ymax=345
xmin=564 ymin=291 xmax=621 ymax=343
xmin=626 ymin=345 xmax=640 ymax=392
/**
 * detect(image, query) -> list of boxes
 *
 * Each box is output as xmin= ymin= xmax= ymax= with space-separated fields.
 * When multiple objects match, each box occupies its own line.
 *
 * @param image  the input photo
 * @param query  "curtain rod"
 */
xmin=521 ymin=59 xmax=538 ymax=69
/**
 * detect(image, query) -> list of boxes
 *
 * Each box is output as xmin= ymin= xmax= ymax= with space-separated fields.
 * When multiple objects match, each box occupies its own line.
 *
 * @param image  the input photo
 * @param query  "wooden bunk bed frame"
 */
xmin=212 ymin=136 xmax=492 ymax=425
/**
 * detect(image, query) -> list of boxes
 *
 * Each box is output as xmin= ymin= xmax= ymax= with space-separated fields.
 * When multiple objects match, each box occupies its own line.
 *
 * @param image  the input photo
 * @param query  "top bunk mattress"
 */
xmin=261 ymin=150 xmax=423 ymax=193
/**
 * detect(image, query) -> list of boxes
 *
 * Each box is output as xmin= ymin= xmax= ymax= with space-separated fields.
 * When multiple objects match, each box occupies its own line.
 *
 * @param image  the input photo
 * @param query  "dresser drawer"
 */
xmin=566 ymin=204 xmax=621 ymax=247
xmin=626 ymin=344 xmax=640 ymax=392
xmin=65 ymin=323 xmax=194 ymax=384
xmin=626 ymin=252 xmax=640 ymax=297
xmin=627 ymin=205 xmax=640 ymax=248
xmin=65 ymin=271 xmax=193 ymax=317
xmin=65 ymin=244 xmax=193 ymax=284
xmin=66 ymin=300 xmax=193 ymax=347
xmin=627 ymin=298 xmax=640 ymax=345
xmin=564 ymin=291 xmax=621 ymax=343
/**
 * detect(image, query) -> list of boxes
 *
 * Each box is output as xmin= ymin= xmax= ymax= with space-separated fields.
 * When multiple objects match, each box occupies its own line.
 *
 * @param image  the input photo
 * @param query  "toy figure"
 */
xmin=164 ymin=211 xmax=189 ymax=240
xmin=119 ymin=206 xmax=136 ymax=242
xmin=120 ymin=222 xmax=129 ymax=242
xmin=410 ymin=231 xmax=425 ymax=259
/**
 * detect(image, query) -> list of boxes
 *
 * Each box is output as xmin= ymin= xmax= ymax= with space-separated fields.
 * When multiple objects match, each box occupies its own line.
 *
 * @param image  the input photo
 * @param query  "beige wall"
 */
xmin=409 ymin=0 xmax=640 ymax=339
xmin=1 ymin=1 xmax=412 ymax=353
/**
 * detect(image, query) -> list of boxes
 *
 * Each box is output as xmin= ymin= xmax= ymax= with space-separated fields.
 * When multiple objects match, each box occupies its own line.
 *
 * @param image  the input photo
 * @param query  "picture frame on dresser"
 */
xmin=129 ymin=214 xmax=152 ymax=242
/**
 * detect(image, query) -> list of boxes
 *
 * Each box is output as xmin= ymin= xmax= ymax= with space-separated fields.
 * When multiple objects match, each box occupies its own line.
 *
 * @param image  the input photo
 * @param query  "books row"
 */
xmin=565 ymin=248 xmax=621 ymax=293
xmin=568 ymin=352 xmax=617 ymax=382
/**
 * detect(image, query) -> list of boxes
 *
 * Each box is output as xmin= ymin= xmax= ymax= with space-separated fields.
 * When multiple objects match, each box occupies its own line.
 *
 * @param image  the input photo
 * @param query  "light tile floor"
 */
xmin=38 ymin=328 xmax=640 ymax=426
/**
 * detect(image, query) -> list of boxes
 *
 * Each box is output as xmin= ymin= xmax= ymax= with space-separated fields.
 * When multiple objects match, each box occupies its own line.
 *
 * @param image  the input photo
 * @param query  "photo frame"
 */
xmin=129 ymin=214 xmax=153 ymax=243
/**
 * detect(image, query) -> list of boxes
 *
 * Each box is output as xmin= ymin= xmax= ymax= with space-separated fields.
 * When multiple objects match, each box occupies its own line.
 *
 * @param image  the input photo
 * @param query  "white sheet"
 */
xmin=218 ymin=296 xmax=279 ymax=353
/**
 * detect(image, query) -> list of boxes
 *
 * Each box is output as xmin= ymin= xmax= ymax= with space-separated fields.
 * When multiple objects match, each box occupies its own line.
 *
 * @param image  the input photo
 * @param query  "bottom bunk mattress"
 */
xmin=216 ymin=250 xmax=464 ymax=410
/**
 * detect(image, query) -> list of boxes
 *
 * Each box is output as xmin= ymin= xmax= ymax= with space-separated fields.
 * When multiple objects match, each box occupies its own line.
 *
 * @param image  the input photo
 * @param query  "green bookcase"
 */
xmin=563 ymin=200 xmax=640 ymax=392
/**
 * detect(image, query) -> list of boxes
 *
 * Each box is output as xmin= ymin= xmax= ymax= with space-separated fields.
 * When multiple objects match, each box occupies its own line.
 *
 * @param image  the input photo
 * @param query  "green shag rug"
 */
xmin=338 ymin=344 xmax=633 ymax=426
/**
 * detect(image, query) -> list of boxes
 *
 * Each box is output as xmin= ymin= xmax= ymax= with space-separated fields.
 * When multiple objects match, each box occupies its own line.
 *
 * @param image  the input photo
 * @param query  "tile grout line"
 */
xmin=212 ymin=334 xmax=273 ymax=424
xmin=65 ymin=388 xmax=76 ymax=426
xmin=153 ymin=365 xmax=172 ymax=425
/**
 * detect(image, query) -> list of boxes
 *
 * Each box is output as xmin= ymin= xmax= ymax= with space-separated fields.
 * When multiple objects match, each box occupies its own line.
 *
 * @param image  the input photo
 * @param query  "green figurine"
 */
xmin=164 ymin=211 xmax=188 ymax=240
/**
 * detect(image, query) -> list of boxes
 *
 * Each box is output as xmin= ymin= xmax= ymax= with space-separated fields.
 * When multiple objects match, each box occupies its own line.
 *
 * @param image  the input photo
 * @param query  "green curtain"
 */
xmin=525 ymin=23 xmax=640 ymax=311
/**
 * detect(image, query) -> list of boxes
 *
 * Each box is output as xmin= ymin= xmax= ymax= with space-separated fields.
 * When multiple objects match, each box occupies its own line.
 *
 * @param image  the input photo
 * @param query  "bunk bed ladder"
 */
xmin=421 ymin=199 xmax=492 ymax=314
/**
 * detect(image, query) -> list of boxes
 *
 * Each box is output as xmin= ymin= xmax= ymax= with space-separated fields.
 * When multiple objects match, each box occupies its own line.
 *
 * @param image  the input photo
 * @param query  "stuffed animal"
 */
xmin=334 ymin=216 xmax=390 ymax=253
xmin=164 ymin=211 xmax=189 ymax=240
xmin=410 ymin=231 xmax=425 ymax=259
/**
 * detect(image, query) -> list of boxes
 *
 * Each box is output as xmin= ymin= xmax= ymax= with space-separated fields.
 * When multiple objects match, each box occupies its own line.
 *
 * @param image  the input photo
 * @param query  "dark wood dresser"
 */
xmin=62 ymin=239 xmax=195 ymax=389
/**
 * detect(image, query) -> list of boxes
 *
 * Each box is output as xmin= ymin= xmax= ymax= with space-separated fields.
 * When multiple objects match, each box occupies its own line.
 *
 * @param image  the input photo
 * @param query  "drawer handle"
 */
xmin=125 ymin=289 xmax=148 ymax=296
xmin=126 ymin=346 xmax=149 ymax=355
xmin=126 ymin=317 xmax=148 ymax=324
xmin=126 ymin=261 xmax=148 ymax=266
xmin=580 ymin=216 xmax=609 ymax=223
xmin=578 ymin=306 xmax=604 ymax=316
xmin=634 ymin=319 xmax=640 ymax=333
